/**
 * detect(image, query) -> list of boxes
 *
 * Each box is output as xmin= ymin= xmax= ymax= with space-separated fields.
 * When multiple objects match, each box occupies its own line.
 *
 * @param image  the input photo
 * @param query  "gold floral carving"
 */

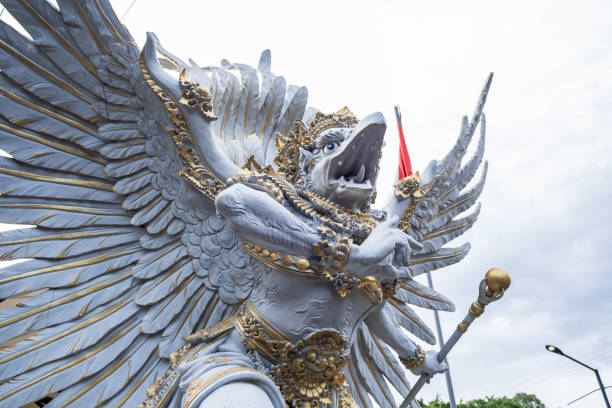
xmin=179 ymin=73 xmax=216 ymax=120
xmin=311 ymin=226 xmax=357 ymax=297
xmin=139 ymin=342 xmax=195 ymax=408
xmin=234 ymin=302 xmax=358 ymax=408
xmin=183 ymin=318 xmax=235 ymax=344
xmin=299 ymin=189 xmax=379 ymax=240
xmin=394 ymin=172 xmax=434 ymax=232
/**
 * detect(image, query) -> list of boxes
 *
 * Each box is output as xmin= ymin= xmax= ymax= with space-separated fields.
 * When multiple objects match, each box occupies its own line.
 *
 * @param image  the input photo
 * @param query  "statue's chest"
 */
xmin=248 ymin=265 xmax=359 ymax=338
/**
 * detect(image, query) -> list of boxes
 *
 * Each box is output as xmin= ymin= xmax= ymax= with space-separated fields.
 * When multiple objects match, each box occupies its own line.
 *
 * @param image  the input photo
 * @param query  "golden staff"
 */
xmin=399 ymin=268 xmax=511 ymax=408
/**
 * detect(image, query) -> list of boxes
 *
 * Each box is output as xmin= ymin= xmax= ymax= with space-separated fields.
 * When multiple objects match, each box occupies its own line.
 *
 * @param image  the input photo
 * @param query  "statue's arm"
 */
xmin=215 ymin=183 xmax=419 ymax=286
xmin=216 ymin=183 xmax=320 ymax=256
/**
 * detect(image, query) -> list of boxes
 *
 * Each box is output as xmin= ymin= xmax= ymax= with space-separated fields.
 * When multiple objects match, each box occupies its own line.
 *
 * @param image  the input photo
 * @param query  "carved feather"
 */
xmin=397 ymin=278 xmax=455 ymax=312
xmin=258 ymin=75 xmax=286 ymax=154
xmin=131 ymin=242 xmax=187 ymax=280
xmin=0 ymin=197 xmax=132 ymax=228
xmin=0 ymin=226 xmax=140 ymax=259
xmin=233 ymin=63 xmax=260 ymax=143
xmin=0 ymin=268 xmax=133 ymax=344
xmin=0 ymin=314 xmax=143 ymax=407
xmin=347 ymin=349 xmax=375 ymax=408
xmin=0 ymin=73 xmax=103 ymax=150
xmin=1 ymin=0 xmax=103 ymax=90
xmin=386 ymin=300 xmax=435 ymax=345
xmin=0 ymin=156 xmax=119 ymax=203
xmin=0 ymin=117 xmax=107 ymax=178
xmin=365 ymin=328 xmax=411 ymax=396
xmin=0 ymin=245 xmax=142 ymax=297
xmin=353 ymin=330 xmax=396 ymax=408
xmin=0 ymin=21 xmax=96 ymax=121
xmin=44 ymin=335 xmax=160 ymax=407
xmin=99 ymin=122 xmax=141 ymax=142
xmin=139 ymin=275 xmax=202 ymax=334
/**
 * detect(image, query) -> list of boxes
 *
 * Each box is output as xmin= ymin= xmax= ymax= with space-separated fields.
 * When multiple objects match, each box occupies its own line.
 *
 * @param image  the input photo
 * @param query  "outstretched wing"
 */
xmin=346 ymin=75 xmax=492 ymax=408
xmin=0 ymin=2 xmax=307 ymax=407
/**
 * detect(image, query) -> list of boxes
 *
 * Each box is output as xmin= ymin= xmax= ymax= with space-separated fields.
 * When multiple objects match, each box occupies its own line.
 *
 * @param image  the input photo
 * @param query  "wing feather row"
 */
xmin=0 ymin=1 xmax=251 ymax=406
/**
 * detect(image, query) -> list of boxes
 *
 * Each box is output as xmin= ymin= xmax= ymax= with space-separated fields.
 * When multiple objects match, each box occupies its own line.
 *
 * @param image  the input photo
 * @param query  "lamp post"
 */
xmin=545 ymin=345 xmax=611 ymax=408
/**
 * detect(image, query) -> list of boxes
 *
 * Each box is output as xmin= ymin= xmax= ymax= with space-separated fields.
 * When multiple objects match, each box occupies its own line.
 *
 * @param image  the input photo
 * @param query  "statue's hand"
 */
xmin=349 ymin=215 xmax=422 ymax=275
xmin=410 ymin=350 xmax=449 ymax=378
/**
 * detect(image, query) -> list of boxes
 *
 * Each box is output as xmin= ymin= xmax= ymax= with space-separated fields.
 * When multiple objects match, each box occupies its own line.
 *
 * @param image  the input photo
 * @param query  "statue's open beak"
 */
xmin=327 ymin=112 xmax=386 ymax=192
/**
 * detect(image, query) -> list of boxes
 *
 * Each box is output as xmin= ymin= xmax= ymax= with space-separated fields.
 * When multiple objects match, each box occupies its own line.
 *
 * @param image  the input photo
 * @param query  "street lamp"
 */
xmin=545 ymin=344 xmax=611 ymax=408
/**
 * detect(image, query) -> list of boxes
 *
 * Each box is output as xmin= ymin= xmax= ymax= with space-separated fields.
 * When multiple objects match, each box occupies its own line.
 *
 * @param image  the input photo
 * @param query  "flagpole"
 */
xmin=426 ymin=271 xmax=458 ymax=408
xmin=394 ymin=106 xmax=457 ymax=408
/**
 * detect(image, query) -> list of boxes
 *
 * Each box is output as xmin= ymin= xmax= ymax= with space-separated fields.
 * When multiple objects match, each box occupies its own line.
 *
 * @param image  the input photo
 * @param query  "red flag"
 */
xmin=394 ymin=106 xmax=412 ymax=179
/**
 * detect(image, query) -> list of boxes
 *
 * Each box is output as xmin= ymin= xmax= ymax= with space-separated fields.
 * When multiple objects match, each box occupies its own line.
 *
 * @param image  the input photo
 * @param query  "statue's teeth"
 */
xmin=355 ymin=165 xmax=366 ymax=183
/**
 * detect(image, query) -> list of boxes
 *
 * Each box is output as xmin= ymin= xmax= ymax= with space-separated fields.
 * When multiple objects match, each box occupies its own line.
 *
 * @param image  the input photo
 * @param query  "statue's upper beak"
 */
xmin=326 ymin=112 xmax=386 ymax=190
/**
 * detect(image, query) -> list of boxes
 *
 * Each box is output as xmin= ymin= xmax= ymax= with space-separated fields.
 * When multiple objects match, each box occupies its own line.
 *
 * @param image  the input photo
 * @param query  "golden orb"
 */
xmin=485 ymin=268 xmax=511 ymax=292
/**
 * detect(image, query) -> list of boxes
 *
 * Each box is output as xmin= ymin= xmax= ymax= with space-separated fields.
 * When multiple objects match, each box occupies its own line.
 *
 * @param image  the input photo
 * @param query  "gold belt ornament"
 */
xmin=234 ymin=302 xmax=358 ymax=408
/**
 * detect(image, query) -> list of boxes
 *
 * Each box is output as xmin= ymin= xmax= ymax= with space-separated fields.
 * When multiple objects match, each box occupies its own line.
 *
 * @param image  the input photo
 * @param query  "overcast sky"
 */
xmin=3 ymin=1 xmax=612 ymax=407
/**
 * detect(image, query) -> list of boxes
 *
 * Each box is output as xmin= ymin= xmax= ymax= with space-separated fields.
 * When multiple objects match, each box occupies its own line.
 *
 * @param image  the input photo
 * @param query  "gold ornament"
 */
xmin=241 ymin=241 xmax=320 ymax=279
xmin=227 ymin=169 xmax=379 ymax=240
xmin=178 ymin=71 xmax=216 ymax=120
xmin=358 ymin=276 xmax=383 ymax=303
xmin=485 ymin=267 xmax=511 ymax=295
xmin=183 ymin=318 xmax=235 ymax=344
xmin=227 ymin=170 xmax=383 ymax=297
xmin=399 ymin=346 xmax=426 ymax=370
xmin=312 ymin=226 xmax=357 ymax=297
xmin=393 ymin=172 xmax=434 ymax=232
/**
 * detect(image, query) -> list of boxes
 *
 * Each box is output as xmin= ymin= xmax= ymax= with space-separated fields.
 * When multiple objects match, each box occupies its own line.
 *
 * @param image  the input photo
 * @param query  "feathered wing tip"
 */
xmin=428 ymin=73 xmax=492 ymax=186
xmin=259 ymin=49 xmax=271 ymax=72
xmin=395 ymin=73 xmax=492 ymax=280
xmin=390 ymin=73 xmax=492 ymax=314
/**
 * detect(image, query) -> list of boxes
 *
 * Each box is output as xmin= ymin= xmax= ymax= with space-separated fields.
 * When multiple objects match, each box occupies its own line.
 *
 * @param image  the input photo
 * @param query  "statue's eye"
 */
xmin=323 ymin=142 xmax=339 ymax=155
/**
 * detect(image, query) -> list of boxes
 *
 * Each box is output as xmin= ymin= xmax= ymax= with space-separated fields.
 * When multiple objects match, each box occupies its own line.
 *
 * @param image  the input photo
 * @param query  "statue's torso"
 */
xmin=249 ymin=265 xmax=373 ymax=342
xmin=242 ymin=188 xmax=380 ymax=344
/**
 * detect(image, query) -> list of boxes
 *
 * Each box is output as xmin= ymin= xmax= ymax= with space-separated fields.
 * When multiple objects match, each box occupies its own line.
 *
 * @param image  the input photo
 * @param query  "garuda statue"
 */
xmin=0 ymin=1 xmax=490 ymax=407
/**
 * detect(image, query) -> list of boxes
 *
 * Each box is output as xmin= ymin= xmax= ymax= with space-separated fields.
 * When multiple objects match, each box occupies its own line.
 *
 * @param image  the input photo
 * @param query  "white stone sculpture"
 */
xmin=0 ymin=2 xmax=490 ymax=407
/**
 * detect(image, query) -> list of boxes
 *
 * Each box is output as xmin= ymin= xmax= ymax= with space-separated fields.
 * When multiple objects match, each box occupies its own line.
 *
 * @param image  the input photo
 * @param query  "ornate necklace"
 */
xmin=267 ymin=172 xmax=380 ymax=243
